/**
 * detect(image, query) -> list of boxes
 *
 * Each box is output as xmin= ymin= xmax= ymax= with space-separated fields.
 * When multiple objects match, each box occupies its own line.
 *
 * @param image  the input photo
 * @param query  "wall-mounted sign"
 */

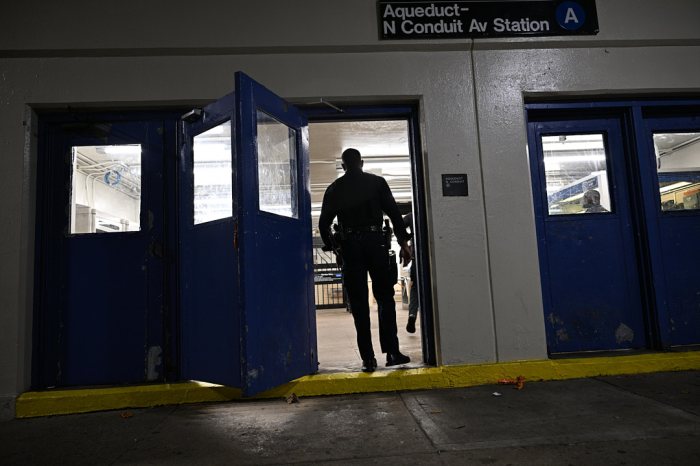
xmin=378 ymin=1 xmax=598 ymax=40
xmin=442 ymin=174 xmax=469 ymax=196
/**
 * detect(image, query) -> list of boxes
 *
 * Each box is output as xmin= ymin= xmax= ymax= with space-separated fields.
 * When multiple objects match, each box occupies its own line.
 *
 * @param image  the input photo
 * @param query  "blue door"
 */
xmin=179 ymin=93 xmax=242 ymax=387
xmin=35 ymin=116 xmax=172 ymax=387
xmin=639 ymin=113 xmax=700 ymax=347
xmin=180 ymin=72 xmax=317 ymax=394
xmin=528 ymin=118 xmax=647 ymax=353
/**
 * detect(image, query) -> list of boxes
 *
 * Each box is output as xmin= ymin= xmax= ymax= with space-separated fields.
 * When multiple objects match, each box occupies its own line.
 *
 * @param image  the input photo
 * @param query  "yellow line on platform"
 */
xmin=16 ymin=351 xmax=700 ymax=418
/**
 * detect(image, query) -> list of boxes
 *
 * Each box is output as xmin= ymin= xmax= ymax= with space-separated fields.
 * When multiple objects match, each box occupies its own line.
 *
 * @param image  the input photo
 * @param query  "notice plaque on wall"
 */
xmin=377 ymin=0 xmax=599 ymax=40
xmin=442 ymin=174 xmax=469 ymax=196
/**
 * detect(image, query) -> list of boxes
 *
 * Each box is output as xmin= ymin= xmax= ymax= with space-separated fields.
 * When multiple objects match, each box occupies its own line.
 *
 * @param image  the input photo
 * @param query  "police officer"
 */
xmin=319 ymin=148 xmax=412 ymax=372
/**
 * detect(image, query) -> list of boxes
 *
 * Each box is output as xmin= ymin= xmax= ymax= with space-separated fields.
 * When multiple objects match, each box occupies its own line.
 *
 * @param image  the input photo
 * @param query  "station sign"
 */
xmin=378 ymin=1 xmax=598 ymax=40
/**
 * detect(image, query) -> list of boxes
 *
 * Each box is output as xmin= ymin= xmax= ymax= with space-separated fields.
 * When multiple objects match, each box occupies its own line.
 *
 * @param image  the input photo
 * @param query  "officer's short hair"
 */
xmin=342 ymin=148 xmax=362 ymax=169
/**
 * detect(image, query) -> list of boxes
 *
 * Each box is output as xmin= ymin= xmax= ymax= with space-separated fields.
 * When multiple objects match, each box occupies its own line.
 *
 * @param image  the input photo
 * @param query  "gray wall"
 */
xmin=2 ymin=0 xmax=700 ymax=418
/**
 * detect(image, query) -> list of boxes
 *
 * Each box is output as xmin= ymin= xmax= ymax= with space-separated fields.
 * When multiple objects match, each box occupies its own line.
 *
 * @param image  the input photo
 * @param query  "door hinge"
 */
xmin=181 ymin=109 xmax=203 ymax=122
xmin=306 ymin=98 xmax=344 ymax=113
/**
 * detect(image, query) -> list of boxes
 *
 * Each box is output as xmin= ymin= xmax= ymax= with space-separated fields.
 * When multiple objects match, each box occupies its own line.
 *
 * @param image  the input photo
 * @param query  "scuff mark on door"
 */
xmin=146 ymin=346 xmax=162 ymax=381
xmin=615 ymin=323 xmax=634 ymax=344
xmin=556 ymin=328 xmax=569 ymax=342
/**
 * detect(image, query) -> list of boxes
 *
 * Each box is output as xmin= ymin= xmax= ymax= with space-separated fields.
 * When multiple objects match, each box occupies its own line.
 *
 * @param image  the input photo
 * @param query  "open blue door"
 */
xmin=180 ymin=73 xmax=317 ymax=394
xmin=638 ymin=113 xmax=700 ymax=347
xmin=528 ymin=117 xmax=648 ymax=353
xmin=235 ymin=73 xmax=317 ymax=395
xmin=179 ymin=94 xmax=242 ymax=386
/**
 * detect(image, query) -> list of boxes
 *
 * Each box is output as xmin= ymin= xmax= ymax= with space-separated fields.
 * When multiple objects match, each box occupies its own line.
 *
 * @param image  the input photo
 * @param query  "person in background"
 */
xmin=582 ymin=189 xmax=609 ymax=213
xmin=402 ymin=211 xmax=419 ymax=333
xmin=319 ymin=148 xmax=412 ymax=373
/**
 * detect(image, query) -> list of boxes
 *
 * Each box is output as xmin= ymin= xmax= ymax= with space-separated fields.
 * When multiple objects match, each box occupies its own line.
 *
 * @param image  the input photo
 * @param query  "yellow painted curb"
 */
xmin=16 ymin=351 xmax=700 ymax=418
xmin=258 ymin=351 xmax=700 ymax=398
xmin=16 ymin=382 xmax=241 ymax=418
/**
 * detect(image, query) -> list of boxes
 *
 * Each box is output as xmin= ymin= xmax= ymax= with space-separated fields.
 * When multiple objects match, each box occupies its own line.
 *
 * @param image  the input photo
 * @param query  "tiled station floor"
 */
xmin=315 ymin=305 xmax=424 ymax=373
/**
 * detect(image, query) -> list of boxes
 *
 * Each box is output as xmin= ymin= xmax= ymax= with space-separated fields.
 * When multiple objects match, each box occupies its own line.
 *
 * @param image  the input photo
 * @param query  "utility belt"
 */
xmin=341 ymin=224 xmax=382 ymax=235
xmin=340 ymin=223 xmax=398 ymax=285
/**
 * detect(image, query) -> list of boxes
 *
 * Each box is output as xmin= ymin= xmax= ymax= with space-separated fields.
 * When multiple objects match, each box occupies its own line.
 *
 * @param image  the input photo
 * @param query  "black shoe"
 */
xmin=386 ymin=352 xmax=410 ymax=367
xmin=361 ymin=358 xmax=377 ymax=373
xmin=406 ymin=316 xmax=416 ymax=333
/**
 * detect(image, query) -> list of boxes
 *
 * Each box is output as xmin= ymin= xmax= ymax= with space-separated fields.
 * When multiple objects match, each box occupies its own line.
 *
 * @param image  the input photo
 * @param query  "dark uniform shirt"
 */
xmin=319 ymin=168 xmax=409 ymax=248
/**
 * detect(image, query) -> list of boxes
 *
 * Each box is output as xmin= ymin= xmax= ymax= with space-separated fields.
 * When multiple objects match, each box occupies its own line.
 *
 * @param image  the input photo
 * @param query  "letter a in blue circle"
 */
xmin=556 ymin=1 xmax=586 ymax=30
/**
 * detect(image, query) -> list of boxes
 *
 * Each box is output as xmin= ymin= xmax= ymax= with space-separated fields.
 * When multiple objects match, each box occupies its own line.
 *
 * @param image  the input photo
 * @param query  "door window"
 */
xmin=256 ymin=110 xmax=298 ymax=218
xmin=542 ymin=134 xmax=612 ymax=215
xmin=653 ymin=132 xmax=700 ymax=211
xmin=69 ymin=144 xmax=142 ymax=234
xmin=193 ymin=121 xmax=233 ymax=224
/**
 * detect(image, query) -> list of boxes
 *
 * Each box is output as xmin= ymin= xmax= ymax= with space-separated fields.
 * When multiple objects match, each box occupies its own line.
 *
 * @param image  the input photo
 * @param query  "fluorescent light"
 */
xmin=104 ymin=145 xmax=141 ymax=155
xmin=543 ymin=154 xmax=606 ymax=163
xmin=559 ymin=192 xmax=585 ymax=203
xmin=362 ymin=161 xmax=411 ymax=170
xmin=342 ymin=143 xmax=409 ymax=156
xmin=659 ymin=181 xmax=691 ymax=193
xmin=193 ymin=144 xmax=231 ymax=162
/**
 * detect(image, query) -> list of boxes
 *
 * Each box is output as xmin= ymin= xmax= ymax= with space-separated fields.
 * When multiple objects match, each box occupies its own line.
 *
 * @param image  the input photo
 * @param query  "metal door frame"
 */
xmin=301 ymin=103 xmax=437 ymax=366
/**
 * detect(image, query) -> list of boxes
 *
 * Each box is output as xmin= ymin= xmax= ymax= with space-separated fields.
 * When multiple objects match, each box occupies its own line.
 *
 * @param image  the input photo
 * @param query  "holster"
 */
xmin=332 ymin=232 xmax=344 ymax=267
xmin=388 ymin=249 xmax=398 ymax=285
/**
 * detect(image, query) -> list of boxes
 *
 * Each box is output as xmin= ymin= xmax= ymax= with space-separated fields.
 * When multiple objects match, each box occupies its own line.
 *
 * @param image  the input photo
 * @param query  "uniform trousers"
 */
xmin=408 ymin=261 xmax=419 ymax=319
xmin=341 ymin=232 xmax=399 ymax=361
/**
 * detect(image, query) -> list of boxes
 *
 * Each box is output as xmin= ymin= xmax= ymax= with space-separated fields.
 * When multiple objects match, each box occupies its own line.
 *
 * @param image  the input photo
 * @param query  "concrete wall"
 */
xmin=474 ymin=44 xmax=700 ymax=361
xmin=3 ymin=1 xmax=700 ymax=52
xmin=2 ymin=0 xmax=700 ymax=418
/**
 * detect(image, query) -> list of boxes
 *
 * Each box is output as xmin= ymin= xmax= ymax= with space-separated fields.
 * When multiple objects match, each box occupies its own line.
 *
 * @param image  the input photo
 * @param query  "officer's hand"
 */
xmin=400 ymin=241 xmax=412 ymax=267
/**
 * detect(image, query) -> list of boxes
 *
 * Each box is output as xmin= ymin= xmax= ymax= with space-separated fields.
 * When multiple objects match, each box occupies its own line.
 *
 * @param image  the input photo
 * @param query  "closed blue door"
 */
xmin=180 ymin=72 xmax=317 ymax=394
xmin=35 ymin=117 xmax=172 ymax=387
xmin=638 ymin=113 xmax=700 ymax=347
xmin=528 ymin=118 xmax=647 ymax=353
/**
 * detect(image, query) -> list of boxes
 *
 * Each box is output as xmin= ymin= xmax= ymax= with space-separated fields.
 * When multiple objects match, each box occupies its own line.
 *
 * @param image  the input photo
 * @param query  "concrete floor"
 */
xmin=316 ymin=305 xmax=423 ymax=372
xmin=3 ymin=371 xmax=699 ymax=465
